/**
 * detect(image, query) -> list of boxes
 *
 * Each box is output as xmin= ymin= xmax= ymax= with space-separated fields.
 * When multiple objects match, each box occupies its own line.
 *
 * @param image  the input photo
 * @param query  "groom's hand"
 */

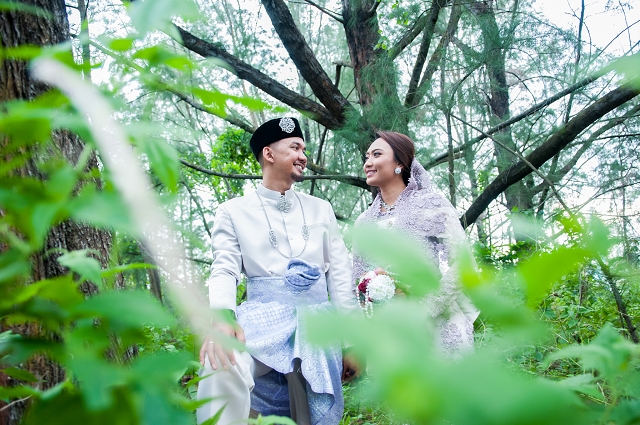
xmin=199 ymin=322 xmax=246 ymax=370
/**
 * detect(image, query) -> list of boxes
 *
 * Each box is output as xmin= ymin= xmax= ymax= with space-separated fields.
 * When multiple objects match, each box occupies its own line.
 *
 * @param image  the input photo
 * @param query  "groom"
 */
xmin=197 ymin=117 xmax=360 ymax=425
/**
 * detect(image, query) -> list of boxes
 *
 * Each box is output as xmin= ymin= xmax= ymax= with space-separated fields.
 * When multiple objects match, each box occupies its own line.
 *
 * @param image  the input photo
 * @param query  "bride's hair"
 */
xmin=375 ymin=131 xmax=415 ymax=186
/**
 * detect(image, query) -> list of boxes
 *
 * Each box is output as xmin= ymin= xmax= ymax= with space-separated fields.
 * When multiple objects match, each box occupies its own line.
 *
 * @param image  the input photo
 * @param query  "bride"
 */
xmin=352 ymin=131 xmax=479 ymax=358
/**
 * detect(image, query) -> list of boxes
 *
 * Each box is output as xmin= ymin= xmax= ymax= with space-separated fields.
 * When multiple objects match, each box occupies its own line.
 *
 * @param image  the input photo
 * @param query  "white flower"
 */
xmin=367 ymin=274 xmax=396 ymax=302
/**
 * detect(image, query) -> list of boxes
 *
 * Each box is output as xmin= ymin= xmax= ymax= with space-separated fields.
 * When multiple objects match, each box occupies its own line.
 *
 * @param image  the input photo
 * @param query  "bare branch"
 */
xmin=424 ymin=65 xmax=613 ymax=169
xmin=180 ymin=159 xmax=368 ymax=189
xmin=299 ymin=0 xmax=343 ymax=23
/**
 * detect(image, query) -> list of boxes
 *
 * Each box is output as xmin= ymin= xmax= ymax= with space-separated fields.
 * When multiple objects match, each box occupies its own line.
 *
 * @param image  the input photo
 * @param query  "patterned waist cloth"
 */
xmin=236 ymin=259 xmax=343 ymax=425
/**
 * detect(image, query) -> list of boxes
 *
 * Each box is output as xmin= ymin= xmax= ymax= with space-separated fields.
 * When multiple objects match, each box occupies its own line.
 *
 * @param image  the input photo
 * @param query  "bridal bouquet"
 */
xmin=356 ymin=269 xmax=396 ymax=317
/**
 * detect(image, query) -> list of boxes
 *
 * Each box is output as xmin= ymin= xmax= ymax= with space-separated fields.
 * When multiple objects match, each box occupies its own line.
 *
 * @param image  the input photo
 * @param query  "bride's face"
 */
xmin=363 ymin=138 xmax=401 ymax=187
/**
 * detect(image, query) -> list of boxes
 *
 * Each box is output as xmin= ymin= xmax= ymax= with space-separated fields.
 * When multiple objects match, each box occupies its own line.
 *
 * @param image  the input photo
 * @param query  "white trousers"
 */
xmin=196 ymin=351 xmax=271 ymax=425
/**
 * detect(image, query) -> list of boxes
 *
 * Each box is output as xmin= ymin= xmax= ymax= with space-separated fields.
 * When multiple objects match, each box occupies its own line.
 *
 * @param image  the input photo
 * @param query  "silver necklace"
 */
xmin=257 ymin=191 xmax=310 ymax=258
xmin=380 ymin=197 xmax=397 ymax=212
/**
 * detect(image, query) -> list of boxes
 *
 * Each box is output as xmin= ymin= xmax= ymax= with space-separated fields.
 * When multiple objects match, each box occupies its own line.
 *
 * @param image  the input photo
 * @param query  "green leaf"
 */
xmin=101 ymin=263 xmax=156 ymax=279
xmin=72 ymin=291 xmax=174 ymax=331
xmin=246 ymin=415 xmax=298 ymax=425
xmin=0 ymin=276 xmax=80 ymax=312
xmin=192 ymin=88 xmax=228 ymax=115
xmin=67 ymin=355 xmax=129 ymax=410
xmin=350 ymin=225 xmax=439 ymax=297
xmin=518 ymin=245 xmax=588 ymax=308
xmin=0 ymin=384 xmax=41 ymax=400
xmin=106 ymin=37 xmax=136 ymax=52
xmin=0 ymin=332 xmax=61 ymax=364
xmin=0 ymin=44 xmax=42 ymax=60
xmin=0 ymin=1 xmax=52 ymax=17
xmin=228 ymin=94 xmax=272 ymax=112
xmin=131 ymin=351 xmax=190 ymax=387
xmin=133 ymin=46 xmax=194 ymax=71
xmin=69 ymin=185 xmax=137 ymax=235
xmin=1 ymin=366 xmax=40 ymax=382
xmin=557 ymin=374 xmax=604 ymax=400
xmin=136 ymin=137 xmax=179 ymax=192
xmin=0 ymin=249 xmax=31 ymax=284
xmin=57 ymin=250 xmax=103 ymax=287
xmin=21 ymin=387 xmax=137 ymax=425
xmin=611 ymin=53 xmax=640 ymax=83
xmin=36 ymin=275 xmax=84 ymax=308
xmin=126 ymin=0 xmax=200 ymax=38
xmin=545 ymin=323 xmax=636 ymax=379
xmin=0 ymin=102 xmax=53 ymax=145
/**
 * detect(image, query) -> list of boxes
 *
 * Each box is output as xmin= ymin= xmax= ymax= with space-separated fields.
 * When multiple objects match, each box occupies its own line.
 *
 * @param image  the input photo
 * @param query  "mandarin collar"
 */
xmin=256 ymin=184 xmax=295 ymax=200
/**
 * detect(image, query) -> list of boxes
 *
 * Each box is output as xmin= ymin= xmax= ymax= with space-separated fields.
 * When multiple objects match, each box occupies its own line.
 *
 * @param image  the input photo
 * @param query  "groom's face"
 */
xmin=268 ymin=137 xmax=307 ymax=183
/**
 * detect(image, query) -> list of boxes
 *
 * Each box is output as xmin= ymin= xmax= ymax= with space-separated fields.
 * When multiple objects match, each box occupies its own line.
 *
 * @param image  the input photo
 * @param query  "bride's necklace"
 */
xmin=257 ymin=191 xmax=310 ymax=259
xmin=380 ymin=197 xmax=397 ymax=212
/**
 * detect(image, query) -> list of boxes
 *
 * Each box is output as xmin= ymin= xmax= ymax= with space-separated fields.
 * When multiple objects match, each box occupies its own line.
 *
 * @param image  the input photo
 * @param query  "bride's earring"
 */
xmin=394 ymin=167 xmax=402 ymax=175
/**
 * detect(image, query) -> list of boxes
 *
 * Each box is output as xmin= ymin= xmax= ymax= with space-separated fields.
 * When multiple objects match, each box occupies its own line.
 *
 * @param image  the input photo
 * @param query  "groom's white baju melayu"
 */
xmin=197 ymin=184 xmax=355 ymax=425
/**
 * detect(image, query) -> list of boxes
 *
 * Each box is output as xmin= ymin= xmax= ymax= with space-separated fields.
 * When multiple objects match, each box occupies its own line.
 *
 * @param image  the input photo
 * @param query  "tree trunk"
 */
xmin=342 ymin=0 xmax=380 ymax=108
xmin=0 ymin=1 xmax=115 ymax=423
xmin=473 ymin=0 xmax=534 ymax=221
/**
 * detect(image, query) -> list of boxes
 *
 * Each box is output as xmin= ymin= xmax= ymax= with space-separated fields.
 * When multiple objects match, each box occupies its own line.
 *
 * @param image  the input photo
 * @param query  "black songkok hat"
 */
xmin=249 ymin=117 xmax=304 ymax=160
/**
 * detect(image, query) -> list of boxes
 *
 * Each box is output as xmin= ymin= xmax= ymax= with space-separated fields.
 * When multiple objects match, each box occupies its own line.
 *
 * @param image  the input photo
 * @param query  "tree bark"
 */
xmin=0 ymin=1 xmax=115 ymax=422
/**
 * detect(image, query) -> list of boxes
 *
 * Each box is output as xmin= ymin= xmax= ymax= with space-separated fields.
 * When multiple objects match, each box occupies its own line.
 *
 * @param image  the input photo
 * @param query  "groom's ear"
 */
xmin=262 ymin=145 xmax=276 ymax=164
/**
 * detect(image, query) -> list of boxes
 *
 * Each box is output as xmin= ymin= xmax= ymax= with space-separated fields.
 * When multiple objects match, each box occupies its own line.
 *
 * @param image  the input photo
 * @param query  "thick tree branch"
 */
xmin=180 ymin=159 xmax=368 ymax=189
xmin=452 ymin=113 xmax=572 ymax=215
xmin=406 ymin=0 xmax=462 ymax=108
xmin=460 ymin=76 xmax=640 ymax=228
xmin=531 ymin=102 xmax=640 ymax=195
xmin=387 ymin=11 xmax=430 ymax=60
xmin=261 ymin=0 xmax=353 ymax=124
xmin=425 ymin=66 xmax=612 ymax=169
xmin=404 ymin=0 xmax=447 ymax=108
xmin=175 ymin=26 xmax=341 ymax=129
